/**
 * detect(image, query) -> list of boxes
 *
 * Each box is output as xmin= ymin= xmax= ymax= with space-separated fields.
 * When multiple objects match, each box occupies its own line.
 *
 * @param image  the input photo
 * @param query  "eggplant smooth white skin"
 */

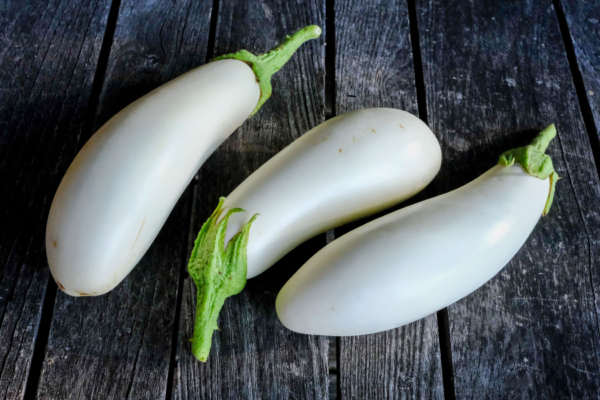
xmin=276 ymin=126 xmax=559 ymax=336
xmin=187 ymin=108 xmax=442 ymax=361
xmin=46 ymin=26 xmax=321 ymax=297
xmin=226 ymin=107 xmax=443 ymax=279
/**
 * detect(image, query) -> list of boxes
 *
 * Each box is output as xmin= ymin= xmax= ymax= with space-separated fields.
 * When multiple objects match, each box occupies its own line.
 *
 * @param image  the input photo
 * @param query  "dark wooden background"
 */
xmin=1 ymin=0 xmax=599 ymax=398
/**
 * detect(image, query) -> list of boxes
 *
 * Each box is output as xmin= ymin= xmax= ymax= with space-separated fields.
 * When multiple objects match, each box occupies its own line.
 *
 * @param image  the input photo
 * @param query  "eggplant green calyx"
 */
xmin=498 ymin=124 xmax=560 ymax=216
xmin=187 ymin=197 xmax=258 ymax=362
xmin=212 ymin=25 xmax=322 ymax=115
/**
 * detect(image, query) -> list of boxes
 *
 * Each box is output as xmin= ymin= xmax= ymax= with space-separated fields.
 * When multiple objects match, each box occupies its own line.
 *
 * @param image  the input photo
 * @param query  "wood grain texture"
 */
xmin=334 ymin=0 xmax=444 ymax=398
xmin=172 ymin=1 xmax=329 ymax=398
xmin=37 ymin=0 xmax=212 ymax=398
xmin=0 ymin=1 xmax=112 ymax=398
xmin=417 ymin=0 xmax=600 ymax=397
xmin=335 ymin=0 xmax=418 ymax=115
xmin=560 ymin=0 xmax=600 ymax=138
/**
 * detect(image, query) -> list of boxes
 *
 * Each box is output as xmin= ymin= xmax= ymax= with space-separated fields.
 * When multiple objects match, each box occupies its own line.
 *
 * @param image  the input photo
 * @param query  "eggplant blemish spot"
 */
xmin=132 ymin=218 xmax=146 ymax=249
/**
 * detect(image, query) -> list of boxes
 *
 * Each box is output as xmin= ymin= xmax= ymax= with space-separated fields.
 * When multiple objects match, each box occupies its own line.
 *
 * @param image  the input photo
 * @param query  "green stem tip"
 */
xmin=187 ymin=198 xmax=258 ymax=362
xmin=498 ymin=124 xmax=560 ymax=216
xmin=212 ymin=25 xmax=322 ymax=115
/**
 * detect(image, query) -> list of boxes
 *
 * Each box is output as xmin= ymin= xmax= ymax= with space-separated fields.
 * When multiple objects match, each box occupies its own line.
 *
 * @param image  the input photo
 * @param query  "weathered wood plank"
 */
xmin=172 ymin=1 xmax=329 ymax=398
xmin=417 ymin=0 xmax=600 ymax=397
xmin=334 ymin=1 xmax=444 ymax=398
xmin=560 ymin=0 xmax=600 ymax=139
xmin=0 ymin=1 xmax=113 ymax=398
xmin=37 ymin=0 xmax=213 ymax=398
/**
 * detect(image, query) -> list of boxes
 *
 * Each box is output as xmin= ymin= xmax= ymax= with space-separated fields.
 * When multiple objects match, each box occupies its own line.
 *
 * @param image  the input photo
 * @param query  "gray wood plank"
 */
xmin=334 ymin=0 xmax=444 ymax=398
xmin=417 ymin=0 xmax=600 ymax=397
xmin=37 ymin=0 xmax=213 ymax=398
xmin=560 ymin=0 xmax=600 ymax=139
xmin=0 ymin=1 xmax=113 ymax=398
xmin=172 ymin=1 xmax=329 ymax=398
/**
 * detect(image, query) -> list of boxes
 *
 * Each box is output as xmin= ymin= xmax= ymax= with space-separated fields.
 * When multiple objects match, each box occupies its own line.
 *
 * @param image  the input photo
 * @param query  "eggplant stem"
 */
xmin=498 ymin=124 xmax=560 ymax=215
xmin=212 ymin=25 xmax=322 ymax=115
xmin=530 ymin=124 xmax=557 ymax=153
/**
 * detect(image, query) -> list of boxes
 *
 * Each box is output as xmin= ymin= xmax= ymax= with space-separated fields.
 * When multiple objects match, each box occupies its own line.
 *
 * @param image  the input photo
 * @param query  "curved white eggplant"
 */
xmin=225 ymin=107 xmax=442 ymax=279
xmin=276 ymin=126 xmax=559 ymax=336
xmin=187 ymin=108 xmax=441 ymax=361
xmin=46 ymin=26 xmax=321 ymax=297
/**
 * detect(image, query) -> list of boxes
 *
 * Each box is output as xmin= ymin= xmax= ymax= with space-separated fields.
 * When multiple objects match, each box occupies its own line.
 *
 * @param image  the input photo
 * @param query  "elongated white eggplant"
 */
xmin=276 ymin=126 xmax=559 ymax=336
xmin=187 ymin=108 xmax=442 ymax=360
xmin=46 ymin=26 xmax=321 ymax=297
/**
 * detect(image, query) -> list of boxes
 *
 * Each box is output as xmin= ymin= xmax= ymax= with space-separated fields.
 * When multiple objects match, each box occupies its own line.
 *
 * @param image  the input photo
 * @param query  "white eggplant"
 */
xmin=46 ymin=26 xmax=321 ymax=297
xmin=276 ymin=126 xmax=559 ymax=336
xmin=187 ymin=108 xmax=442 ymax=361
xmin=226 ymin=108 xmax=443 ymax=279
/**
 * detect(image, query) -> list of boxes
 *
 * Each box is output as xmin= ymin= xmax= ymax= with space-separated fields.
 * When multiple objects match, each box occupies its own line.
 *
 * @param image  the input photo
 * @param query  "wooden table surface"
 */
xmin=2 ymin=0 xmax=600 ymax=398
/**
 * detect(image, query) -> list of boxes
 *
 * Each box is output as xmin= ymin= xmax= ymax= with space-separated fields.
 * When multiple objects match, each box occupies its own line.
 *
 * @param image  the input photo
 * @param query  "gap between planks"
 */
xmin=552 ymin=0 xmax=600 ymax=179
xmin=22 ymin=0 xmax=123 ymax=398
xmin=23 ymin=280 xmax=57 ymax=400
xmin=325 ymin=0 xmax=340 ymax=397
xmin=164 ymin=0 xmax=221 ymax=398
xmin=406 ymin=0 xmax=456 ymax=398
